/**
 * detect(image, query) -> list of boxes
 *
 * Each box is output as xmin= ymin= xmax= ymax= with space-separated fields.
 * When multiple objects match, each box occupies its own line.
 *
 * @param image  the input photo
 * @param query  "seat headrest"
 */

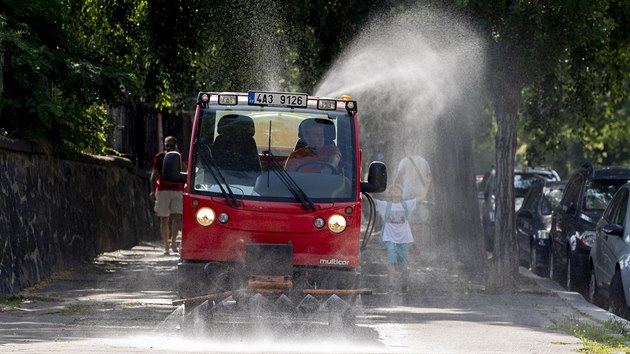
xmin=217 ymin=114 xmax=255 ymax=136
xmin=298 ymin=118 xmax=335 ymax=142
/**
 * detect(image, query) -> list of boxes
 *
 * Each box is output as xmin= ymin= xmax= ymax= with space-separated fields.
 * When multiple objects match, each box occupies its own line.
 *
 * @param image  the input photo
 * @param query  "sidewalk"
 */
xmin=1 ymin=238 xmax=626 ymax=352
xmin=360 ymin=228 xmax=627 ymax=327
xmin=521 ymin=266 xmax=627 ymax=326
xmin=0 ymin=240 xmax=180 ymax=344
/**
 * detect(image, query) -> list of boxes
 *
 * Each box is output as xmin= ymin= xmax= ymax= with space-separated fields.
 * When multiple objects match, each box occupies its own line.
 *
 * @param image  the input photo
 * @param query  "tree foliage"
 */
xmin=0 ymin=0 xmax=135 ymax=155
xmin=519 ymin=1 xmax=630 ymax=169
xmin=2 ymin=1 xmax=630 ymax=291
xmin=460 ymin=0 xmax=630 ymax=291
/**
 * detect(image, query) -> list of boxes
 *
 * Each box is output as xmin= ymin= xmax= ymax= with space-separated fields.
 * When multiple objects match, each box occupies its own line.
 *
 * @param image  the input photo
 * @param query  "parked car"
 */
xmin=588 ymin=183 xmax=630 ymax=318
xmin=478 ymin=167 xmax=561 ymax=251
xmin=516 ymin=180 xmax=566 ymax=276
xmin=550 ymin=163 xmax=630 ymax=294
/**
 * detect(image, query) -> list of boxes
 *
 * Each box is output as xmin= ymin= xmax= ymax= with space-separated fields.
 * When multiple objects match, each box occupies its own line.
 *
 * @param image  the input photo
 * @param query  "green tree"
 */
xmin=0 ymin=0 xmax=134 ymax=155
xmin=461 ymin=0 xmax=630 ymax=291
xmin=520 ymin=1 xmax=630 ymax=170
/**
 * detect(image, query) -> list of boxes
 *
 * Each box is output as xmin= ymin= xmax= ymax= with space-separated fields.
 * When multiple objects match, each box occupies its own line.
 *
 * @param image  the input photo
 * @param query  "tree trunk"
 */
xmin=429 ymin=111 xmax=487 ymax=273
xmin=0 ymin=37 xmax=4 ymax=100
xmin=489 ymin=89 xmax=519 ymax=292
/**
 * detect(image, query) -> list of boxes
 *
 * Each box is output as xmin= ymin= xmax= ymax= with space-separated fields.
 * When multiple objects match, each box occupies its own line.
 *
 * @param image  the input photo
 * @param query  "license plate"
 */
xmin=248 ymin=91 xmax=307 ymax=108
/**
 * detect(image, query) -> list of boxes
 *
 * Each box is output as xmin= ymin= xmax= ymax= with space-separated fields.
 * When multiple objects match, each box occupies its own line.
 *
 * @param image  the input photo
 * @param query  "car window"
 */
xmin=541 ymin=187 xmax=564 ymax=215
xmin=584 ymin=180 xmax=624 ymax=211
xmin=611 ymin=189 xmax=628 ymax=226
xmin=521 ymin=187 xmax=540 ymax=211
xmin=514 ymin=174 xmax=543 ymax=198
xmin=562 ymin=175 xmax=583 ymax=211
xmin=603 ymin=189 xmax=621 ymax=222
xmin=478 ymin=170 xmax=494 ymax=194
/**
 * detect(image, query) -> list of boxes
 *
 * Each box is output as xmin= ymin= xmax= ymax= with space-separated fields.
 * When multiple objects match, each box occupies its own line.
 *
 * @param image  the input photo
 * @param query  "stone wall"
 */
xmin=0 ymin=137 xmax=160 ymax=295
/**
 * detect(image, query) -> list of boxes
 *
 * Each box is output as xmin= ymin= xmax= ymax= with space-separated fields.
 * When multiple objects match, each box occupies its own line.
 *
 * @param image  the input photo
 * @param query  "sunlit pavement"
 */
xmin=0 ymin=238 xmax=607 ymax=353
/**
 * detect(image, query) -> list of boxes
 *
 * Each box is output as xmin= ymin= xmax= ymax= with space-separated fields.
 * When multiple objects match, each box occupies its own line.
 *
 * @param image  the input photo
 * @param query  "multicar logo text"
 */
xmin=319 ymin=258 xmax=350 ymax=265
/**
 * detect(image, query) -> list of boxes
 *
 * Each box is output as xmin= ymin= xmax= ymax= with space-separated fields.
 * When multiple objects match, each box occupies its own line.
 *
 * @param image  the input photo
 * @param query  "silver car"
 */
xmin=588 ymin=182 xmax=630 ymax=318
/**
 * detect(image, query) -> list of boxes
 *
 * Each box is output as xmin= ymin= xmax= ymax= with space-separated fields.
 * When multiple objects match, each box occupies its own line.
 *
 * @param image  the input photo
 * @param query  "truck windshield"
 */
xmin=191 ymin=107 xmax=357 ymax=203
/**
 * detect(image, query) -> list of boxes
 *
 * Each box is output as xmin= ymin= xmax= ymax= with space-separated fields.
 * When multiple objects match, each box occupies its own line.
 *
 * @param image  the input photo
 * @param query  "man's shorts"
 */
xmin=154 ymin=190 xmax=183 ymax=217
xmin=384 ymin=241 xmax=410 ymax=270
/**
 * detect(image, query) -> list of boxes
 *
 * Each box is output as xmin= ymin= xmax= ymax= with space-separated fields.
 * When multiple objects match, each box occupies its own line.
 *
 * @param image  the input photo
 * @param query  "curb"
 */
xmin=521 ymin=267 xmax=629 ymax=325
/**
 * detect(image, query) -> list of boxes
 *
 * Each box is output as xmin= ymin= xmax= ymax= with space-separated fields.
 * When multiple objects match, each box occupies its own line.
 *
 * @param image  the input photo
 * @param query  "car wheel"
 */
xmin=609 ymin=271 xmax=630 ymax=319
xmin=565 ymin=255 xmax=573 ymax=291
xmin=565 ymin=252 xmax=585 ymax=293
xmin=549 ymin=251 xmax=556 ymax=281
xmin=530 ymin=245 xmax=538 ymax=274
xmin=588 ymin=267 xmax=606 ymax=308
xmin=517 ymin=242 xmax=525 ymax=267
xmin=541 ymin=248 xmax=552 ymax=278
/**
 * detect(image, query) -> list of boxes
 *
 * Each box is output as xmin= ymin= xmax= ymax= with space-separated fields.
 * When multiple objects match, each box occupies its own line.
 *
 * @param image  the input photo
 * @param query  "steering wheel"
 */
xmin=295 ymin=160 xmax=337 ymax=173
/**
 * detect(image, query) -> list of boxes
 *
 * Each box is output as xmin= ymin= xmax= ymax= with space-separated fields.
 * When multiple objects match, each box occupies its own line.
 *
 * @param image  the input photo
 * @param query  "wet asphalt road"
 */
xmin=0 ymin=239 xmax=615 ymax=353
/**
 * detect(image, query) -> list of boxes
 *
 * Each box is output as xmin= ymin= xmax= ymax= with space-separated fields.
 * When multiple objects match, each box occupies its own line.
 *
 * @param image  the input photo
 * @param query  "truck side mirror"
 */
xmin=162 ymin=151 xmax=187 ymax=184
xmin=360 ymin=161 xmax=387 ymax=193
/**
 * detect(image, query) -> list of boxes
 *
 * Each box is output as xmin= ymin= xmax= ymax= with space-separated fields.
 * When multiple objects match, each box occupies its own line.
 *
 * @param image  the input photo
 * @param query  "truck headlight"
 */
xmin=328 ymin=214 xmax=346 ymax=233
xmin=196 ymin=207 xmax=215 ymax=226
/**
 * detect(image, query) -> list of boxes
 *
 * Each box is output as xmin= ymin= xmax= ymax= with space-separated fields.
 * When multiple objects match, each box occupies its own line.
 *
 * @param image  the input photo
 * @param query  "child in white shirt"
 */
xmin=374 ymin=184 xmax=419 ymax=293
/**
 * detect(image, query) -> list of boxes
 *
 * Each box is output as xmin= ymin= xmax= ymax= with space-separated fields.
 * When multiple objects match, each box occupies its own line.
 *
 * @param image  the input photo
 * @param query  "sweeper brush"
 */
xmin=173 ymin=274 xmax=370 ymax=330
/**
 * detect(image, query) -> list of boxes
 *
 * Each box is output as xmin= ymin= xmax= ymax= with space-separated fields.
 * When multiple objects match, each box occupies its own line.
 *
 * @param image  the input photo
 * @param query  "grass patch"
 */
xmin=20 ymin=270 xmax=73 ymax=295
xmin=552 ymin=315 xmax=630 ymax=353
xmin=1 ymin=296 xmax=28 ymax=306
xmin=0 ymin=295 xmax=59 ymax=311
xmin=0 ymin=296 xmax=27 ymax=311
xmin=455 ymin=271 xmax=473 ymax=293
xmin=54 ymin=304 xmax=94 ymax=316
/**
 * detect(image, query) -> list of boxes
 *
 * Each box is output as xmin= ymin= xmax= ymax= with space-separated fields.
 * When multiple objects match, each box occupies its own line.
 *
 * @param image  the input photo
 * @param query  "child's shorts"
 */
xmin=384 ymin=241 xmax=410 ymax=270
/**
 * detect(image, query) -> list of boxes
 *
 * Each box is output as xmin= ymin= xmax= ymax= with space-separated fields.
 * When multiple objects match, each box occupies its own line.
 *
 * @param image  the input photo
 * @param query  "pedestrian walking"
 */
xmin=150 ymin=136 xmax=186 ymax=255
xmin=394 ymin=142 xmax=432 ymax=252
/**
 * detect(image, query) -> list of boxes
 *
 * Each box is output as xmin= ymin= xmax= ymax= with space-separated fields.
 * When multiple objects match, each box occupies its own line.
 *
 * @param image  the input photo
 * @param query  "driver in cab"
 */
xmin=285 ymin=118 xmax=341 ymax=173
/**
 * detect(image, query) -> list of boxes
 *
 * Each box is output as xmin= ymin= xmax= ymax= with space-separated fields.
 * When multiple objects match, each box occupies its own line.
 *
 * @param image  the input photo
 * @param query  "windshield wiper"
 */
xmin=196 ymin=142 xmax=240 ymax=207
xmin=263 ymin=150 xmax=315 ymax=211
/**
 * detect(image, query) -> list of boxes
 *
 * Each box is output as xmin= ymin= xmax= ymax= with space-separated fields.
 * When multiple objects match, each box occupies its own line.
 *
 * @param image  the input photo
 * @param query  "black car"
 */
xmin=516 ymin=180 xmax=566 ymax=276
xmin=478 ymin=167 xmax=561 ymax=252
xmin=588 ymin=183 xmax=630 ymax=318
xmin=550 ymin=163 xmax=630 ymax=293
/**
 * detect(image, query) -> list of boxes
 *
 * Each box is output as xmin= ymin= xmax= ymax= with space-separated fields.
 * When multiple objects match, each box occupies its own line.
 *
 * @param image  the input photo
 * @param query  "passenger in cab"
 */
xmin=285 ymin=118 xmax=341 ymax=173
